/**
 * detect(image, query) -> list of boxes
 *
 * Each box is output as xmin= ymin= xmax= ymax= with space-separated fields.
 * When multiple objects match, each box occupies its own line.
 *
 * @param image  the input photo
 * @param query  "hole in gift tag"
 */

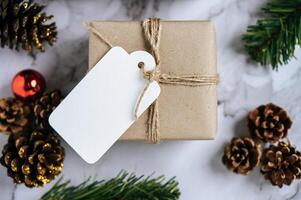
xmin=130 ymin=51 xmax=156 ymax=71
xmin=138 ymin=62 xmax=144 ymax=69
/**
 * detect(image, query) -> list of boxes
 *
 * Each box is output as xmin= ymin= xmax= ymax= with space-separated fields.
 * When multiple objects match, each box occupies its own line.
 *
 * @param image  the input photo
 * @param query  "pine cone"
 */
xmin=261 ymin=142 xmax=301 ymax=188
xmin=0 ymin=129 xmax=64 ymax=187
xmin=248 ymin=103 xmax=292 ymax=143
xmin=0 ymin=98 xmax=31 ymax=134
xmin=34 ymin=90 xmax=61 ymax=128
xmin=0 ymin=0 xmax=57 ymax=52
xmin=222 ymin=137 xmax=261 ymax=175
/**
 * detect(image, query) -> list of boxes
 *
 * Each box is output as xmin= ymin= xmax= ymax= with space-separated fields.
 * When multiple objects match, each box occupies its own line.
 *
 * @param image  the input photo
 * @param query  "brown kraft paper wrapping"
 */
xmin=88 ymin=20 xmax=218 ymax=140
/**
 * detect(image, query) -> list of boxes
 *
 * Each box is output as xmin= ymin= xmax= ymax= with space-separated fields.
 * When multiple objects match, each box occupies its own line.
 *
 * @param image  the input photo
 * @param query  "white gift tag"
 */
xmin=49 ymin=47 xmax=160 ymax=164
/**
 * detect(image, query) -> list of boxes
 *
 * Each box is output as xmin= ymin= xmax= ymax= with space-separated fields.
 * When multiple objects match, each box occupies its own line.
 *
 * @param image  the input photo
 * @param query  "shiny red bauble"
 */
xmin=11 ymin=69 xmax=46 ymax=101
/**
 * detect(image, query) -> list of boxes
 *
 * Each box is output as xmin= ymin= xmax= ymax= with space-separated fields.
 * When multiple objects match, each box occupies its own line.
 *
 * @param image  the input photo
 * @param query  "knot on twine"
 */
xmin=143 ymin=70 xmax=160 ymax=82
xmin=85 ymin=18 xmax=219 ymax=144
xmin=138 ymin=62 xmax=160 ymax=82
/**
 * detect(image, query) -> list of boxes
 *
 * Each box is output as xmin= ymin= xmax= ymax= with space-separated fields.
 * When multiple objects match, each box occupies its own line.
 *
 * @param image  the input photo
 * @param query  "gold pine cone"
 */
xmin=0 ymin=0 xmax=57 ymax=52
xmin=261 ymin=142 xmax=301 ymax=188
xmin=34 ymin=90 xmax=61 ymax=128
xmin=248 ymin=103 xmax=292 ymax=143
xmin=0 ymin=98 xmax=31 ymax=134
xmin=222 ymin=137 xmax=261 ymax=175
xmin=0 ymin=129 xmax=65 ymax=188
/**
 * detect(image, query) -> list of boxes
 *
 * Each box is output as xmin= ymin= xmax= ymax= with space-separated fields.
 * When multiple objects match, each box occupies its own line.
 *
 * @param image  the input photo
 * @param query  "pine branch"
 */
xmin=243 ymin=0 xmax=301 ymax=70
xmin=40 ymin=171 xmax=181 ymax=200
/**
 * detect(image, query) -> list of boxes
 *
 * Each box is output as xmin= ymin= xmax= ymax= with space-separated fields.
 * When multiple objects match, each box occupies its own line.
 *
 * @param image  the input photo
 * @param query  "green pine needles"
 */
xmin=40 ymin=171 xmax=180 ymax=200
xmin=243 ymin=0 xmax=301 ymax=70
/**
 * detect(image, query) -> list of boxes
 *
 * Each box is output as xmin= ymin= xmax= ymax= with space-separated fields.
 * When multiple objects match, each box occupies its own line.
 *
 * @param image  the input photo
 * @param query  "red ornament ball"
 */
xmin=11 ymin=69 xmax=46 ymax=101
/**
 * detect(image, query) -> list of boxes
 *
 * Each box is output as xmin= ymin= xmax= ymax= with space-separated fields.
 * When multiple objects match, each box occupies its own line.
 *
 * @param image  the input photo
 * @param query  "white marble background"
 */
xmin=1 ymin=0 xmax=301 ymax=199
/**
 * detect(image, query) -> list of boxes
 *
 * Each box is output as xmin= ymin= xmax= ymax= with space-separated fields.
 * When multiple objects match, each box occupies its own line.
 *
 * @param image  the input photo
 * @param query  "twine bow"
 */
xmin=85 ymin=18 xmax=219 ymax=144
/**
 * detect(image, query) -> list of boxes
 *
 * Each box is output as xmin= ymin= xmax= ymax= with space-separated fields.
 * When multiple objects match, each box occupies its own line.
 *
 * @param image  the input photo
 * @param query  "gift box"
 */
xmin=88 ymin=20 xmax=218 ymax=141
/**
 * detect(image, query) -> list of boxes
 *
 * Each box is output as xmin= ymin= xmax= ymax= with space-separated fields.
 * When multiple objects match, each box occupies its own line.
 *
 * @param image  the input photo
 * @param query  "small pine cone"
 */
xmin=34 ymin=90 xmax=61 ymax=128
xmin=222 ymin=137 xmax=261 ymax=175
xmin=261 ymin=142 xmax=301 ymax=188
xmin=248 ymin=103 xmax=292 ymax=143
xmin=0 ymin=98 xmax=31 ymax=134
xmin=0 ymin=129 xmax=65 ymax=188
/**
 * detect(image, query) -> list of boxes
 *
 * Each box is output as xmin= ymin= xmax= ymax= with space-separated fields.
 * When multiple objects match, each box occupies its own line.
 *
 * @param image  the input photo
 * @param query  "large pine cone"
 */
xmin=0 ymin=98 xmax=31 ymax=134
xmin=34 ymin=90 xmax=61 ymax=128
xmin=222 ymin=137 xmax=261 ymax=175
xmin=248 ymin=103 xmax=292 ymax=143
xmin=0 ymin=129 xmax=65 ymax=187
xmin=261 ymin=142 xmax=301 ymax=188
xmin=0 ymin=0 xmax=57 ymax=52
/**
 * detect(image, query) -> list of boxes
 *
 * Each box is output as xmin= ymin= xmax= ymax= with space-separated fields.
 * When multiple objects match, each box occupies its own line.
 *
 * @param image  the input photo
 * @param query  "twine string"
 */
xmin=84 ymin=22 xmax=113 ymax=48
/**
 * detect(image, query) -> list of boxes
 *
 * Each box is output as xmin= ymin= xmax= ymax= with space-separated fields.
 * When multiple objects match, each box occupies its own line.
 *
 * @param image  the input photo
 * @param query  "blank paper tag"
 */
xmin=49 ymin=47 xmax=160 ymax=164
